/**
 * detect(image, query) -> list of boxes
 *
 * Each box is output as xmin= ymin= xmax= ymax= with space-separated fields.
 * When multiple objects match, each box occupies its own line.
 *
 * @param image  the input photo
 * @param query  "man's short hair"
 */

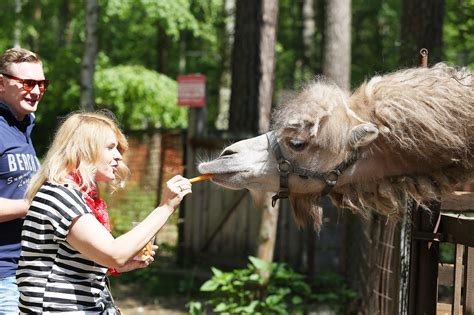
xmin=0 ymin=47 xmax=42 ymax=73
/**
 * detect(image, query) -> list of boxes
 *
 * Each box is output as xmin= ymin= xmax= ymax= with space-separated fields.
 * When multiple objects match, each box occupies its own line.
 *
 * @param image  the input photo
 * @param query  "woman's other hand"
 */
xmin=115 ymin=245 xmax=158 ymax=272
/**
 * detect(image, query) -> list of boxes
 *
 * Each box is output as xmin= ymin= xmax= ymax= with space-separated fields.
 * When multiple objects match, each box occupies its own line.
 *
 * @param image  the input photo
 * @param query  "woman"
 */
xmin=16 ymin=111 xmax=191 ymax=314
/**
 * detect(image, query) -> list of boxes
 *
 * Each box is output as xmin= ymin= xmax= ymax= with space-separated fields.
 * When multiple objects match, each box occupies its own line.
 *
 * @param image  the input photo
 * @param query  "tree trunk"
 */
xmin=322 ymin=0 xmax=351 ymax=90
xmin=58 ymin=0 xmax=71 ymax=48
xmin=14 ymin=0 xmax=21 ymax=48
xmin=229 ymin=0 xmax=279 ymax=269
xmin=80 ymin=0 xmax=98 ymax=112
xmin=31 ymin=3 xmax=42 ymax=53
xmin=157 ymin=23 xmax=168 ymax=74
xmin=295 ymin=0 xmax=317 ymax=80
xmin=400 ymin=0 xmax=445 ymax=66
xmin=229 ymin=0 xmax=278 ymax=134
xmin=215 ymin=0 xmax=234 ymax=130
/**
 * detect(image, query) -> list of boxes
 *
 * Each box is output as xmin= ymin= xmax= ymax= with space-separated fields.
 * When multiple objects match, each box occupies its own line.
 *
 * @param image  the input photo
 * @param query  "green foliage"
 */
xmin=351 ymin=0 xmax=402 ymax=85
xmin=188 ymin=256 xmax=356 ymax=315
xmin=439 ymin=243 xmax=455 ymax=264
xmin=94 ymin=65 xmax=187 ymax=130
xmin=105 ymin=0 xmax=200 ymax=39
xmin=444 ymin=0 xmax=474 ymax=67
xmin=104 ymin=184 xmax=158 ymax=236
xmin=109 ymin=261 xmax=203 ymax=296
xmin=310 ymin=272 xmax=358 ymax=312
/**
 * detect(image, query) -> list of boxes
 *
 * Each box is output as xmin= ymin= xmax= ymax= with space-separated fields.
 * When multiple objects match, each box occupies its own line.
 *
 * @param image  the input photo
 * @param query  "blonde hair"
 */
xmin=0 ymin=47 xmax=42 ymax=73
xmin=26 ymin=111 xmax=130 ymax=203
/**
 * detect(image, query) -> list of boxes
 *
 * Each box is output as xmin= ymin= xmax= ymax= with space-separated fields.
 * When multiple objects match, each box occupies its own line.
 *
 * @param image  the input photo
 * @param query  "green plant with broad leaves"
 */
xmin=188 ymin=256 xmax=356 ymax=315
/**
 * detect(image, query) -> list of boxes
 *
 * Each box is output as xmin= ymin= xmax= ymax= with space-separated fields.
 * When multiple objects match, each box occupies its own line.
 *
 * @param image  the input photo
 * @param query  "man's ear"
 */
xmin=0 ymin=76 xmax=5 ymax=94
xmin=349 ymin=123 xmax=379 ymax=148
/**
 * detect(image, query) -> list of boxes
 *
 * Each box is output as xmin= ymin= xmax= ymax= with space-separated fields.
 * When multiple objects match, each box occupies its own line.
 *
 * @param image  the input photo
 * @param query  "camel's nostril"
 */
xmin=220 ymin=149 xmax=236 ymax=157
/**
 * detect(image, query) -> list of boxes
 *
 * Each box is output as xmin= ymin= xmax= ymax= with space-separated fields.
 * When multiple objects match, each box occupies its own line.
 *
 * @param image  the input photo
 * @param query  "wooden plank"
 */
xmin=438 ymin=302 xmax=452 ymax=315
xmin=464 ymin=247 xmax=474 ymax=315
xmin=437 ymin=303 xmax=463 ymax=315
xmin=452 ymin=244 xmax=464 ymax=314
xmin=436 ymin=303 xmax=463 ymax=315
xmin=438 ymin=264 xmax=455 ymax=287
xmin=232 ymin=191 xmax=250 ymax=258
xmin=440 ymin=216 xmax=474 ymax=247
xmin=441 ymin=192 xmax=474 ymax=211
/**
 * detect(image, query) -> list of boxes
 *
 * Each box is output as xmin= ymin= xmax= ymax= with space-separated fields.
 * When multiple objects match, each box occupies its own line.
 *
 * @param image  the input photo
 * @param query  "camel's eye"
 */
xmin=288 ymin=138 xmax=307 ymax=151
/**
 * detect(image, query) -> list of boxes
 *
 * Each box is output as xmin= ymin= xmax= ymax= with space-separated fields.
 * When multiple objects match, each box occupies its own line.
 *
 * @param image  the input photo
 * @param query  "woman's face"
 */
xmin=95 ymin=128 xmax=123 ymax=182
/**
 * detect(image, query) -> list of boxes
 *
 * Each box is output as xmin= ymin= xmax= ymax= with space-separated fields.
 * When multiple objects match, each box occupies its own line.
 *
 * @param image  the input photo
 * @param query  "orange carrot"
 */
xmin=143 ymin=242 xmax=153 ymax=256
xmin=189 ymin=174 xmax=214 ymax=183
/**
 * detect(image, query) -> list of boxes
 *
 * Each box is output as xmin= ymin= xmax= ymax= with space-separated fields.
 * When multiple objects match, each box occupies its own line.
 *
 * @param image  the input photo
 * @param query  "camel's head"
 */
xmin=198 ymin=80 xmax=379 ymax=227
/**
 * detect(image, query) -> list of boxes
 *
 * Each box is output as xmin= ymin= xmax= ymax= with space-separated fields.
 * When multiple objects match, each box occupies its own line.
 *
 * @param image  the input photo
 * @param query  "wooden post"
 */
xmin=408 ymin=203 xmax=440 ymax=315
xmin=465 ymin=247 xmax=474 ymax=314
xmin=179 ymin=106 xmax=207 ymax=266
xmin=452 ymin=244 xmax=464 ymax=314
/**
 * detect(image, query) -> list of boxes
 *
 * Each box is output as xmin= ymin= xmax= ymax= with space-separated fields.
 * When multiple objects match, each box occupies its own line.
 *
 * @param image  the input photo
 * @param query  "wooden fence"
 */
xmin=181 ymin=133 xmax=345 ymax=274
xmin=408 ymin=192 xmax=474 ymax=315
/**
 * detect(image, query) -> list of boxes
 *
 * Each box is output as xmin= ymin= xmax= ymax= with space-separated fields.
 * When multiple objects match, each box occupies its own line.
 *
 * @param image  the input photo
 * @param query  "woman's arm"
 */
xmin=66 ymin=175 xmax=191 ymax=268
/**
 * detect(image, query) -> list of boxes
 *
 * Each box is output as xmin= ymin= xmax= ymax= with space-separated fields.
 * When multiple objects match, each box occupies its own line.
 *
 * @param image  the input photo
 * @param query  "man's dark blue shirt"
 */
xmin=0 ymin=103 xmax=40 ymax=277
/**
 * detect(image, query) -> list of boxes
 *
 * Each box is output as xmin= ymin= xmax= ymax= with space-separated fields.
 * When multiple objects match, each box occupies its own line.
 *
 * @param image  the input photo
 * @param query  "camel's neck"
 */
xmin=337 ymin=142 xmax=437 ymax=186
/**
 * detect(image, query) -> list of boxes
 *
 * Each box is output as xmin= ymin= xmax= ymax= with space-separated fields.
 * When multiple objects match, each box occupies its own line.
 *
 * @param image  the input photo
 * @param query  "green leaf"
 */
xmin=291 ymin=295 xmax=303 ymax=305
xmin=200 ymin=279 xmax=220 ymax=291
xmin=249 ymin=256 xmax=272 ymax=272
xmin=211 ymin=266 xmax=223 ymax=277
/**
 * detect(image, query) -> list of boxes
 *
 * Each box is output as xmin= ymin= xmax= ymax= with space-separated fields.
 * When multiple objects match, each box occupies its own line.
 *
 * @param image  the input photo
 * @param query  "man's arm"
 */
xmin=0 ymin=198 xmax=29 ymax=223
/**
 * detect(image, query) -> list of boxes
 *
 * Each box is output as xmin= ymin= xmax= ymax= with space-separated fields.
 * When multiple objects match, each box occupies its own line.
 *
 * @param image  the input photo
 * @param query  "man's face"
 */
xmin=0 ymin=62 xmax=45 ymax=120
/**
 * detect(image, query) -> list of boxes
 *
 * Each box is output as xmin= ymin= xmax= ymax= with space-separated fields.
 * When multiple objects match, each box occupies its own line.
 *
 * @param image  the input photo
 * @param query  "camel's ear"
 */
xmin=349 ymin=123 xmax=379 ymax=148
xmin=289 ymin=194 xmax=323 ymax=232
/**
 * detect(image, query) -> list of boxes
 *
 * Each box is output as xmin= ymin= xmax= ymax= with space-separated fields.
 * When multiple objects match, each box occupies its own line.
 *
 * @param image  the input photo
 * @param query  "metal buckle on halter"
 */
xmin=272 ymin=159 xmax=292 ymax=206
xmin=272 ymin=188 xmax=289 ymax=206
xmin=324 ymin=170 xmax=341 ymax=186
xmin=278 ymin=159 xmax=291 ymax=174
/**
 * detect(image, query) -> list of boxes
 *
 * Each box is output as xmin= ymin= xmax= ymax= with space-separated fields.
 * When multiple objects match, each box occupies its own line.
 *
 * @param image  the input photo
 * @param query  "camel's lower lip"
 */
xmin=210 ymin=172 xmax=240 ymax=182
xmin=206 ymin=172 xmax=249 ymax=189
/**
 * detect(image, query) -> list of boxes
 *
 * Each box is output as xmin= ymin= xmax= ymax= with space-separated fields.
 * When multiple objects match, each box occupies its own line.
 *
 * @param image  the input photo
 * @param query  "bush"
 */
xmin=95 ymin=65 xmax=188 ymax=130
xmin=188 ymin=256 xmax=356 ymax=315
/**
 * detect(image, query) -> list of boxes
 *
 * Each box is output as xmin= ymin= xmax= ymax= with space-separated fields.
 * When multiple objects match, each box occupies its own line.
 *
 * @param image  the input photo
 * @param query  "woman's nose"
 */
xmin=114 ymin=149 xmax=123 ymax=161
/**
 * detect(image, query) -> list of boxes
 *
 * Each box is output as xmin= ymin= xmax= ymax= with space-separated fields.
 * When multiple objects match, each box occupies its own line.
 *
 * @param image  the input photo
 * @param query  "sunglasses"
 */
xmin=1 ymin=73 xmax=49 ymax=92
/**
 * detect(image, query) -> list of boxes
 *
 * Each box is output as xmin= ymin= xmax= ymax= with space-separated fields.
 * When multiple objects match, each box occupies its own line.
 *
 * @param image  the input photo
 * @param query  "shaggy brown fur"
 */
xmin=273 ymin=63 xmax=473 ymax=227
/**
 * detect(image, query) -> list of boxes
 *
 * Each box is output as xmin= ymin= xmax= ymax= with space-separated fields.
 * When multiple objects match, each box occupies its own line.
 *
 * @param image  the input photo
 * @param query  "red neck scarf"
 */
xmin=66 ymin=172 xmax=120 ymax=276
xmin=67 ymin=172 xmax=111 ymax=232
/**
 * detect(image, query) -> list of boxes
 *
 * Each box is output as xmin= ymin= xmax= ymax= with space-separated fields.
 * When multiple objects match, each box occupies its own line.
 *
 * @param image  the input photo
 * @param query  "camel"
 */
xmin=198 ymin=63 xmax=474 ymax=229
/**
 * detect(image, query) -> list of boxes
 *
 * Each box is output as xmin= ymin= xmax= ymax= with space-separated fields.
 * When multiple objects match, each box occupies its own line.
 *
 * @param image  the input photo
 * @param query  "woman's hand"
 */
xmin=115 ymin=245 xmax=158 ymax=273
xmin=160 ymin=175 xmax=192 ymax=212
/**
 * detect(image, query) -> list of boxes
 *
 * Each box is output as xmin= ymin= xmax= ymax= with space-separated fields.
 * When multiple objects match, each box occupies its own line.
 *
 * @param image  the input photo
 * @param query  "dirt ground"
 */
xmin=110 ymin=225 xmax=203 ymax=315
xmin=113 ymin=283 xmax=190 ymax=315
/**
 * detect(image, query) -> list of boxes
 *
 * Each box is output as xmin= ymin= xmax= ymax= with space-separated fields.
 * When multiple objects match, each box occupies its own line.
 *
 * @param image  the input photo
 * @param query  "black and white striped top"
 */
xmin=16 ymin=183 xmax=109 ymax=314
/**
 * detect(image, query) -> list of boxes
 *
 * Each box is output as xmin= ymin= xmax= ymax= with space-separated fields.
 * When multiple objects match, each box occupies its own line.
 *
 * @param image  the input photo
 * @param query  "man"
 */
xmin=0 ymin=47 xmax=46 ymax=313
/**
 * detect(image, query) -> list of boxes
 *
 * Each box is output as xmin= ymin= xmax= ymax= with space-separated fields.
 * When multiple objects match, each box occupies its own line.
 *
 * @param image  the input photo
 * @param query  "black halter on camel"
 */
xmin=266 ymin=131 xmax=359 ymax=206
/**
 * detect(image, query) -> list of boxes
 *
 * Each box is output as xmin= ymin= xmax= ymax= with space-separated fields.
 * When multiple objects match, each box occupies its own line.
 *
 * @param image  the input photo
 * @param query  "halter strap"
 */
xmin=266 ymin=131 xmax=358 ymax=206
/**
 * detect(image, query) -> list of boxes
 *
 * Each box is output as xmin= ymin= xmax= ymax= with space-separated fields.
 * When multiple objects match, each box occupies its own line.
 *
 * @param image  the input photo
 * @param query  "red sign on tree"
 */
xmin=177 ymin=74 xmax=206 ymax=107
